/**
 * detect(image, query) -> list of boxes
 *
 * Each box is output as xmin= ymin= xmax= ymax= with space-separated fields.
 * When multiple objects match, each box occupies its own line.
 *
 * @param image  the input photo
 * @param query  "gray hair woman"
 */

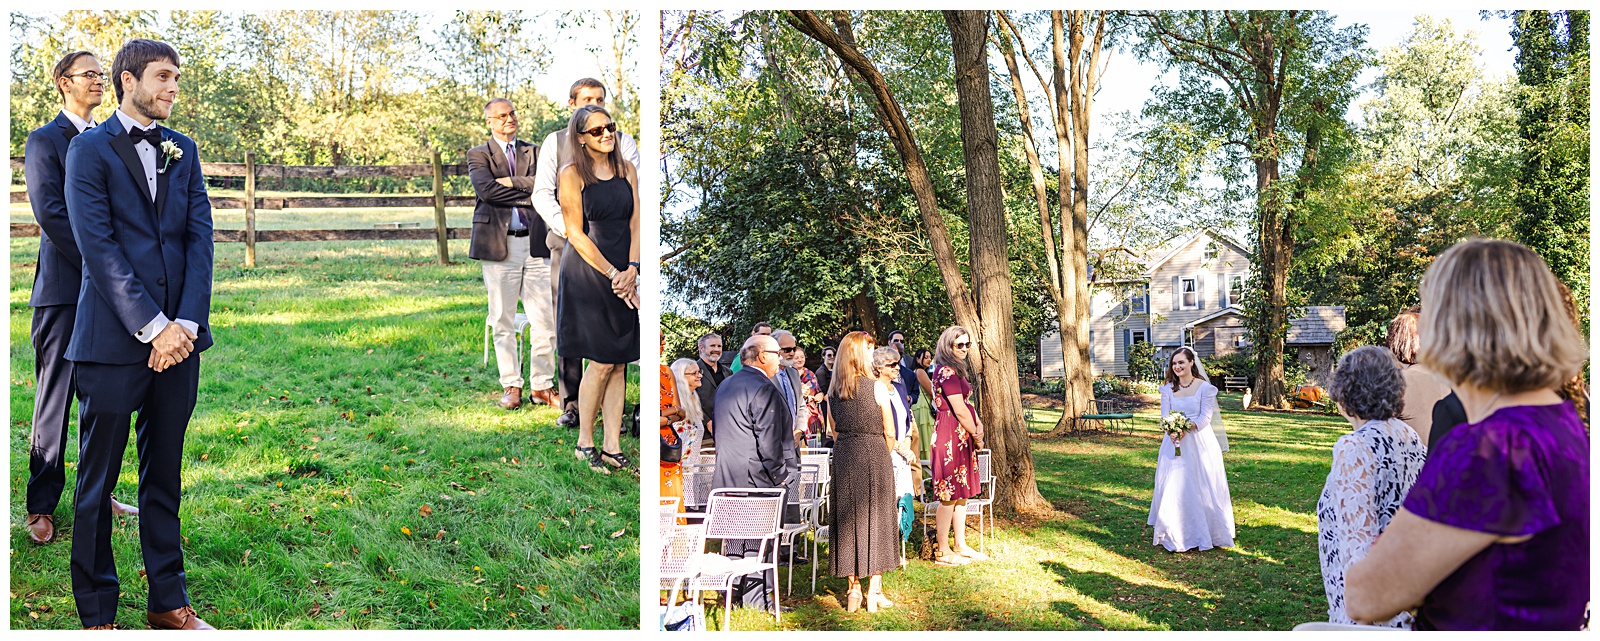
xmin=1316 ymin=345 xmax=1427 ymax=627
xmin=872 ymin=347 xmax=917 ymax=548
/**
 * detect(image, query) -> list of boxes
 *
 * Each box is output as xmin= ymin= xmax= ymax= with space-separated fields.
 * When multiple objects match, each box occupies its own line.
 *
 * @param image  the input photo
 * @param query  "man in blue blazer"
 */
xmin=23 ymin=50 xmax=138 ymax=547
xmin=63 ymin=38 xmax=214 ymax=631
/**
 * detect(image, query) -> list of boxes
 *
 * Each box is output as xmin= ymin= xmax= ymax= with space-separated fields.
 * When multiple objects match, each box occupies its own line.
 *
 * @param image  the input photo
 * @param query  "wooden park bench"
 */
xmin=1224 ymin=376 xmax=1250 ymax=392
xmin=1079 ymin=398 xmax=1135 ymax=435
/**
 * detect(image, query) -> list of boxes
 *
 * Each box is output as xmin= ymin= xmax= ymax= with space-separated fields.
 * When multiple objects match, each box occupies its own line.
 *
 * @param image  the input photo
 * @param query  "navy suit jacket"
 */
xmin=711 ymin=367 xmax=798 ymax=496
xmin=63 ymin=114 xmax=214 ymax=365
xmin=25 ymin=112 xmax=87 ymax=307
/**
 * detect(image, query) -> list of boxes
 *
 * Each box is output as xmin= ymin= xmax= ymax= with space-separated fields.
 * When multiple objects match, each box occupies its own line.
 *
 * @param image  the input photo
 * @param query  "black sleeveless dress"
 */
xmin=828 ymin=377 xmax=900 ymax=577
xmin=556 ymin=175 xmax=639 ymax=365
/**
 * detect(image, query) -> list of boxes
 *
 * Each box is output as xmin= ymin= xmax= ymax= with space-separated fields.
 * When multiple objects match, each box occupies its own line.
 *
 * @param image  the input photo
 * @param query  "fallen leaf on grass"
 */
xmin=401 ymin=526 xmax=412 ymax=536
xmin=579 ymin=544 xmax=592 ymax=552
xmin=419 ymin=504 xmax=434 ymax=517
xmin=609 ymin=528 xmax=626 ymax=539
xmin=242 ymin=550 xmax=251 ymax=566
xmin=309 ymin=601 xmax=321 ymax=617
xmin=434 ymin=530 xmax=447 ymax=540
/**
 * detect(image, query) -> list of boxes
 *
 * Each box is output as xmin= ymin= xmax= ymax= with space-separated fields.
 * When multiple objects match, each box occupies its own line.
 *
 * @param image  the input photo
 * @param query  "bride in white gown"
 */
xmin=1148 ymin=346 xmax=1235 ymax=552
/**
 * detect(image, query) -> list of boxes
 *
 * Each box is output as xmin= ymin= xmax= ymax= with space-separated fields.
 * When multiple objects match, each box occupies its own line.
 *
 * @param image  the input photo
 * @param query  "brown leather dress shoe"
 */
xmin=527 ymin=388 xmax=559 ymax=407
xmin=499 ymin=386 xmax=523 ymax=410
xmin=25 ymin=513 xmax=55 ymax=544
xmin=147 ymin=605 xmax=215 ymax=630
xmin=111 ymin=495 xmax=140 ymax=517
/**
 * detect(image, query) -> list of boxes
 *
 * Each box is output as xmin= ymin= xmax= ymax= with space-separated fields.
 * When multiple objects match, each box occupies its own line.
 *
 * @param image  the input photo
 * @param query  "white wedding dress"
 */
xmin=1148 ymin=381 xmax=1236 ymax=551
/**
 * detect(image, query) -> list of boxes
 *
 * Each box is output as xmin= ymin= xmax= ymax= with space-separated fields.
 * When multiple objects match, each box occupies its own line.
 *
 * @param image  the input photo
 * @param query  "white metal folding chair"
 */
xmin=779 ymin=464 xmax=822 ymax=593
xmin=681 ymin=464 xmax=715 ymax=512
xmin=966 ymin=449 xmax=996 ymax=551
xmin=659 ymin=497 xmax=681 ymax=530
xmin=692 ymin=488 xmax=785 ymax=630
xmin=660 ymin=523 xmax=708 ymax=608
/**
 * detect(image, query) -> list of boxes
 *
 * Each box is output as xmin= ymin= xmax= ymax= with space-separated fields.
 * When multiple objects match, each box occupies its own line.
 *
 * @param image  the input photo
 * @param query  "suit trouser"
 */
xmin=28 ymin=304 xmax=76 ymax=515
xmin=72 ymin=356 xmax=200 ymax=627
xmin=547 ymin=230 xmax=584 ymax=409
xmin=482 ymin=234 xmax=556 ymax=391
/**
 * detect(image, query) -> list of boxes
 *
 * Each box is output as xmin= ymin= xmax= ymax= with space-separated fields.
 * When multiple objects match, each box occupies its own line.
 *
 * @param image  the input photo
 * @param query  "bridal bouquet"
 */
xmin=1161 ymin=413 xmax=1195 ymax=456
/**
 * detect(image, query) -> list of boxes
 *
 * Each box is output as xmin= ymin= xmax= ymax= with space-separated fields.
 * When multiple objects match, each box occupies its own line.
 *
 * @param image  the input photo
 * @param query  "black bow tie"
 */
xmin=129 ymin=125 xmax=162 ymax=146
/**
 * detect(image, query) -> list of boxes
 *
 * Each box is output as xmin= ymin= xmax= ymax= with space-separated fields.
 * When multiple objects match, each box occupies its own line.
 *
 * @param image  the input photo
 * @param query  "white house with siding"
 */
xmin=1040 ymin=229 xmax=1346 ymax=384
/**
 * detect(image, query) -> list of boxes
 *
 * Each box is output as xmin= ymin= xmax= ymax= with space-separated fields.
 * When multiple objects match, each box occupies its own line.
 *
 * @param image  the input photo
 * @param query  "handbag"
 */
xmin=661 ymin=601 xmax=705 ymax=631
xmin=660 ymin=423 xmax=683 ymax=464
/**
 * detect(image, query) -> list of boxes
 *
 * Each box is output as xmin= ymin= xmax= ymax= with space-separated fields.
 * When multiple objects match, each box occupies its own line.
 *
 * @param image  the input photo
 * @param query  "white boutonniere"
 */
xmin=159 ymin=138 xmax=183 ymax=174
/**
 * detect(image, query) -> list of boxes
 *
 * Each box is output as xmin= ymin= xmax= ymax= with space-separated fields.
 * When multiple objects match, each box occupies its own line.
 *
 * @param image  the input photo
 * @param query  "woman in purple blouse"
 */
xmin=1346 ymin=239 xmax=1589 ymax=630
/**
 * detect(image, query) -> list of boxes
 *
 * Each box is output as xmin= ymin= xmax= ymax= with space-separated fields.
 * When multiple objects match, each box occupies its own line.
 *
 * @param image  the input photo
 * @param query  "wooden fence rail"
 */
xmin=10 ymin=152 xmax=473 ymax=266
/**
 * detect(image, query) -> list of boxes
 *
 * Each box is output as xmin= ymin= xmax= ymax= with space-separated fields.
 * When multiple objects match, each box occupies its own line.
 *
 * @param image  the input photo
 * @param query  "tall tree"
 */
xmin=992 ymin=11 xmax=1112 ymax=428
xmin=787 ymin=10 xmax=1050 ymax=513
xmin=1508 ymin=10 xmax=1589 ymax=314
xmin=1134 ymin=11 xmax=1365 ymax=408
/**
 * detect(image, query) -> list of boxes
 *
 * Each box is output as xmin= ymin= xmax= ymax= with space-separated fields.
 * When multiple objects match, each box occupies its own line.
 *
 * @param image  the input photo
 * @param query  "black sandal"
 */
xmin=575 ymin=445 xmax=608 ymax=473
xmin=600 ymin=450 xmax=632 ymax=470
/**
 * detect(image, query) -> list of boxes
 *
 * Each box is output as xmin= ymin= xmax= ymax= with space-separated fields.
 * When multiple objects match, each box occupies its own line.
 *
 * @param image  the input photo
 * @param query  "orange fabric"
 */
xmin=660 ymin=365 xmax=678 ymax=413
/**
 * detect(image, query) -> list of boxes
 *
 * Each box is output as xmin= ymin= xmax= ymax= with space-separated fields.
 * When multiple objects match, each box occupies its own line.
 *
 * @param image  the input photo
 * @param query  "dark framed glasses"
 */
xmin=953 ymin=341 xmax=971 ymax=349
xmin=580 ymin=122 xmax=618 ymax=137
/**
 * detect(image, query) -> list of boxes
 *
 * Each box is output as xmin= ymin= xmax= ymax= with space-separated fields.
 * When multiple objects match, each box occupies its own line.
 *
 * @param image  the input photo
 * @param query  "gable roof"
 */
xmin=1286 ymin=306 xmax=1347 ymax=345
xmin=1143 ymin=229 xmax=1250 ymax=279
xmin=1183 ymin=305 xmax=1245 ymax=328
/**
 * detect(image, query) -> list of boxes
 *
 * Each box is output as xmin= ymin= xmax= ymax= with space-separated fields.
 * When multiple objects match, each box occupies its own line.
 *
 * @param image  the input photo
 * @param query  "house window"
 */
xmin=1129 ymin=288 xmax=1147 ymax=313
xmin=1234 ymin=334 xmax=1249 ymax=348
xmin=1131 ymin=329 xmax=1147 ymax=344
xmin=1180 ymin=277 xmax=1198 ymax=310
xmin=1226 ymin=275 xmax=1244 ymax=307
xmin=1183 ymin=327 xmax=1195 ymax=346
xmin=1204 ymin=241 xmax=1219 ymax=261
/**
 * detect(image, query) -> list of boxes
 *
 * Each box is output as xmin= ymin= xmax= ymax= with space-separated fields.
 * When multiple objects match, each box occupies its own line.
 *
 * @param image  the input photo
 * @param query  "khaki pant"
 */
xmin=482 ymin=234 xmax=555 ymax=390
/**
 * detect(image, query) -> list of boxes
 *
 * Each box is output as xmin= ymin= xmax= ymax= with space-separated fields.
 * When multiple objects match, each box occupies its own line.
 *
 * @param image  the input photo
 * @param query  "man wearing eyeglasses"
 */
xmin=710 ymin=333 xmax=799 ymax=612
xmin=22 ymin=50 xmax=139 ymax=547
xmin=532 ymin=78 xmax=640 ymax=428
xmin=770 ymin=330 xmax=810 ymax=447
xmin=467 ymin=98 xmax=558 ymax=412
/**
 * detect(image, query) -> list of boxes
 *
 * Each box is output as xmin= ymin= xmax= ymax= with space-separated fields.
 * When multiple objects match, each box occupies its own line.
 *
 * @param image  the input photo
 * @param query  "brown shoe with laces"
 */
xmin=527 ymin=388 xmax=559 ymax=407
xmin=147 ymin=605 xmax=215 ymax=630
xmin=25 ymin=513 xmax=55 ymax=544
xmin=499 ymin=386 xmax=523 ymax=410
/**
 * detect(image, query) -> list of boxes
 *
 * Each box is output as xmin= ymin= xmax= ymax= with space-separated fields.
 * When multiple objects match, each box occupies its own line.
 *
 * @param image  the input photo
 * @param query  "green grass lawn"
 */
xmin=10 ymin=231 xmax=640 ymax=630
xmin=698 ymin=393 xmax=1345 ymax=631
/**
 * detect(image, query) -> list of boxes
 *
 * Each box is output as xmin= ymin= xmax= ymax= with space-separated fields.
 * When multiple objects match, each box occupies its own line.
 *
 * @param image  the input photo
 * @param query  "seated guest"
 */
xmin=1346 ymin=239 xmax=1589 ymax=630
xmin=1317 ymin=345 xmax=1427 ymax=627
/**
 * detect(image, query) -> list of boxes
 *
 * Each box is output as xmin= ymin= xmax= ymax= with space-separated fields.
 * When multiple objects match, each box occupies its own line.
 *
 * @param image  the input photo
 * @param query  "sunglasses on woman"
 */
xmin=954 ymin=341 xmax=971 ymax=349
xmin=580 ymin=122 xmax=618 ymax=137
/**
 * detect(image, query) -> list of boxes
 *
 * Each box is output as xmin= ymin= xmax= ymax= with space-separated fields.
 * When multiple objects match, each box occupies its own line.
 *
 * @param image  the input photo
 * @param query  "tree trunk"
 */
xmin=945 ymin=9 xmax=1051 ymax=514
xmin=1064 ymin=11 xmax=1103 ymax=424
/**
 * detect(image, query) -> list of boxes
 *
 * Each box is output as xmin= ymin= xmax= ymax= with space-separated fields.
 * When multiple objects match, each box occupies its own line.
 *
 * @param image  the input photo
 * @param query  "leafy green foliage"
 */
xmin=1125 ymin=340 xmax=1160 ymax=382
xmin=1201 ymin=352 xmax=1256 ymax=381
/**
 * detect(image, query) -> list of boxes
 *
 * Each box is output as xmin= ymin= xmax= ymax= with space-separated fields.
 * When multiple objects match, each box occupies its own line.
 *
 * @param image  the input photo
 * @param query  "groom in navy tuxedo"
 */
xmin=63 ymin=38 xmax=215 ymax=630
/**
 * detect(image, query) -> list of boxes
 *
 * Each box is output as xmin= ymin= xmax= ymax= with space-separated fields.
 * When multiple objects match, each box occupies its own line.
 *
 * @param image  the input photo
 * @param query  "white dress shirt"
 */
xmin=532 ymin=129 xmax=640 ymax=238
xmin=114 ymin=108 xmax=199 ymax=344
xmin=491 ymin=135 xmax=526 ymax=231
xmin=61 ymin=109 xmax=95 ymax=133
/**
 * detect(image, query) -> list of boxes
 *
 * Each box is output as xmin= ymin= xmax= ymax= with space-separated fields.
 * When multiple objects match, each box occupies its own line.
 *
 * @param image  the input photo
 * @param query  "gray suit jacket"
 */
xmin=711 ymin=368 xmax=798 ymax=497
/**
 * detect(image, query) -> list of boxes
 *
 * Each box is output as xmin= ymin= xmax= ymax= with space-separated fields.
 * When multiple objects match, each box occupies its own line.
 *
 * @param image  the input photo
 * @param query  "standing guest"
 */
xmin=694 ymin=332 xmax=726 ymax=445
xmin=670 ymin=358 xmax=707 ymax=462
xmin=556 ymin=104 xmax=639 ymax=474
xmin=816 ymin=345 xmax=837 ymax=398
xmin=1147 ymin=346 xmax=1234 ymax=552
xmin=64 ymin=38 xmax=215 ymax=629
xmin=909 ymin=348 xmax=936 ymax=462
xmin=23 ymin=50 xmax=139 ymax=546
xmin=826 ymin=332 xmax=901 ymax=612
xmin=728 ymin=322 xmax=774 ymax=372
xmin=532 ymin=78 xmax=640 ymax=428
xmin=1317 ymin=346 xmax=1427 ymax=628
xmin=1347 ymin=239 xmax=1589 ymax=630
xmin=928 ymin=326 xmax=988 ymax=565
xmin=772 ymin=330 xmax=810 ymax=448
xmin=711 ymin=335 xmax=798 ymax=613
xmin=887 ymin=330 xmax=922 ymax=408
xmin=467 ymin=97 xmax=557 ymax=411
xmin=794 ymin=347 xmax=824 ymax=443
xmin=874 ymin=347 xmax=919 ymax=549
xmin=1387 ymin=308 xmax=1450 ymax=442
xmin=661 ymin=339 xmax=685 ymax=504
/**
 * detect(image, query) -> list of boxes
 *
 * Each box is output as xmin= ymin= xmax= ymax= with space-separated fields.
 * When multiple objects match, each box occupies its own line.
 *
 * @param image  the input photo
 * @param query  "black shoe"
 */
xmin=557 ymin=408 xmax=579 ymax=428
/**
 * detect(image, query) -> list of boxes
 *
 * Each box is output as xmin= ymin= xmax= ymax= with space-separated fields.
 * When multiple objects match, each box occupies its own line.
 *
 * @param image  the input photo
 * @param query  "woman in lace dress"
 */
xmin=1317 ymin=345 xmax=1427 ymax=627
xmin=1148 ymin=346 xmax=1235 ymax=552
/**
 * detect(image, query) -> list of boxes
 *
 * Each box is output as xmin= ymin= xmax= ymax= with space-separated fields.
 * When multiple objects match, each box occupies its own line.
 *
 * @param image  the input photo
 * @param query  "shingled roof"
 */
xmin=1286 ymin=306 xmax=1346 ymax=345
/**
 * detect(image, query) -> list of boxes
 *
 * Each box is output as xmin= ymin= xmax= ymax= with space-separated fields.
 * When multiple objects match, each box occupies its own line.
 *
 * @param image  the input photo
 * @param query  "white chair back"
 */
xmin=704 ymin=488 xmax=784 ymax=540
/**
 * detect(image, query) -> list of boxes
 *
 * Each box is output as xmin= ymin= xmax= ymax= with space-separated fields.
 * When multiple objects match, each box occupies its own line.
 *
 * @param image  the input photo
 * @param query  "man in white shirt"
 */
xmin=22 ymin=51 xmax=140 ymax=547
xmin=532 ymin=78 xmax=640 ymax=427
xmin=466 ymin=98 xmax=558 ymax=411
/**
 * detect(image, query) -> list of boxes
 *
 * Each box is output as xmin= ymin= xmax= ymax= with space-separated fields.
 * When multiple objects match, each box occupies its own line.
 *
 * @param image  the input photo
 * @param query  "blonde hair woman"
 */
xmin=928 ymin=326 xmax=987 ymax=565
xmin=825 ymin=332 xmax=900 ymax=612
xmin=1347 ymin=239 xmax=1589 ymax=629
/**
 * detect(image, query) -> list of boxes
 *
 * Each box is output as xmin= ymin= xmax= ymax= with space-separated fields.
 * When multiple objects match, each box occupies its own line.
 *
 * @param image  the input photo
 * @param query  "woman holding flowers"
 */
xmin=1148 ymin=346 xmax=1235 ymax=552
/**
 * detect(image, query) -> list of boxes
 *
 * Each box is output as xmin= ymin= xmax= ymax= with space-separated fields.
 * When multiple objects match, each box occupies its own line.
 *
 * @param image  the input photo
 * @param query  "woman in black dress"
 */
xmin=556 ymin=104 xmax=640 ymax=474
xmin=826 ymin=331 xmax=900 ymax=613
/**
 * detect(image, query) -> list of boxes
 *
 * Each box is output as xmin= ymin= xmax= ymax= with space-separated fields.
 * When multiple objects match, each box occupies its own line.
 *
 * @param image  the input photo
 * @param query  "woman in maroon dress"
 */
xmin=929 ymin=325 xmax=988 ymax=565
